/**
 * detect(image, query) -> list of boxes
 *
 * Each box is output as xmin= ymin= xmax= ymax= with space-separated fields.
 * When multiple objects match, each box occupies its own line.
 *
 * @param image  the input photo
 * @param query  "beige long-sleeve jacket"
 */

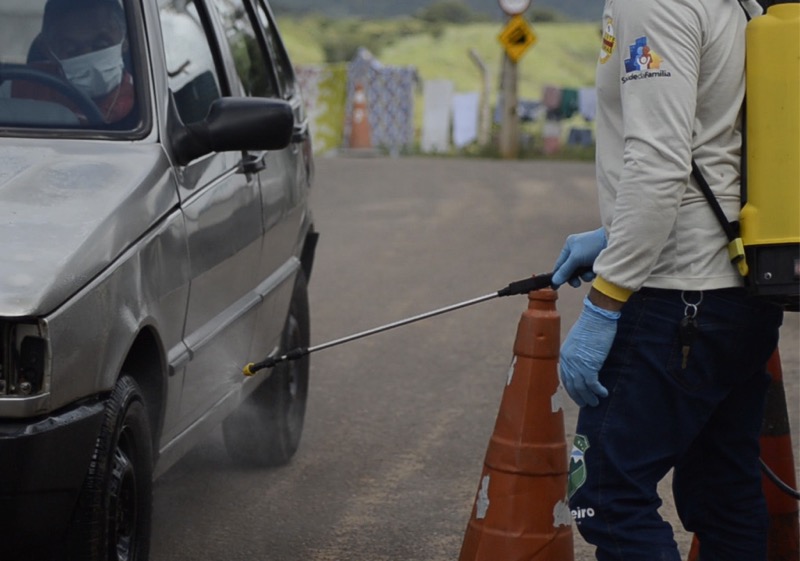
xmin=592 ymin=0 xmax=762 ymax=300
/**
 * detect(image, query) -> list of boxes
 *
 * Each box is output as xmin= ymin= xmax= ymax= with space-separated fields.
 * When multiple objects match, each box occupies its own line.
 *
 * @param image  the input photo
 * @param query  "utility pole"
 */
xmin=468 ymin=49 xmax=491 ymax=147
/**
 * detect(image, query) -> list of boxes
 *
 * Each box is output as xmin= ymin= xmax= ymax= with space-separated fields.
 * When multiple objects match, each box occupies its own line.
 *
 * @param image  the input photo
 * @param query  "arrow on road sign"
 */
xmin=498 ymin=15 xmax=537 ymax=63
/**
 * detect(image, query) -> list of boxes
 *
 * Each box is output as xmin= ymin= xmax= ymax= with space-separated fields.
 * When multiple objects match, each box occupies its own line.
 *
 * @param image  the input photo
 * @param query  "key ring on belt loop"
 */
xmin=681 ymin=291 xmax=704 ymax=318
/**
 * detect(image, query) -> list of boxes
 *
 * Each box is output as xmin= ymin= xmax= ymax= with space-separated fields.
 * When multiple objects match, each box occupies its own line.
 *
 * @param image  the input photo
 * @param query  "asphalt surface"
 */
xmin=150 ymin=156 xmax=799 ymax=561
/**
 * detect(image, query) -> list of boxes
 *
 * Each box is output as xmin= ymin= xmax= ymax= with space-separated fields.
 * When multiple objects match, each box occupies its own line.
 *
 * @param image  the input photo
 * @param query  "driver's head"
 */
xmin=42 ymin=0 xmax=125 ymax=59
xmin=40 ymin=0 xmax=127 ymax=98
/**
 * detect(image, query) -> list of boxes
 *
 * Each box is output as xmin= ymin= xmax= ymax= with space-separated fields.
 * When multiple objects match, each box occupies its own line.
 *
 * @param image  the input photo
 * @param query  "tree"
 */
xmin=414 ymin=0 xmax=489 ymax=24
xmin=527 ymin=8 xmax=566 ymax=23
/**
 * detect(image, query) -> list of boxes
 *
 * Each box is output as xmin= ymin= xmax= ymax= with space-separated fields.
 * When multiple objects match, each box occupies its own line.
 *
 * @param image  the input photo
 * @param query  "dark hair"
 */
xmin=42 ymin=0 xmax=125 ymax=36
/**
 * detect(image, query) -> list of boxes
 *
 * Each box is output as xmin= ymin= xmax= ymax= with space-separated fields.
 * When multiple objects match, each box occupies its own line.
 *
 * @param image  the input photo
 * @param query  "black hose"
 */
xmin=760 ymin=458 xmax=800 ymax=500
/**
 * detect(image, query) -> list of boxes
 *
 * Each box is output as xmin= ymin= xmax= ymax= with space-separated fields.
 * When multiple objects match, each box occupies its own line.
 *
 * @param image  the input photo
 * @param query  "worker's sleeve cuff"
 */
xmin=592 ymin=276 xmax=634 ymax=303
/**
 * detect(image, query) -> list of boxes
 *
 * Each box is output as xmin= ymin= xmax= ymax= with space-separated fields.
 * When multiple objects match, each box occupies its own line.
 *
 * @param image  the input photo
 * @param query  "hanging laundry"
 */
xmin=543 ymin=119 xmax=562 ymax=155
xmin=518 ymin=99 xmax=544 ymax=122
xmin=543 ymin=85 xmax=562 ymax=111
xmin=345 ymin=48 xmax=418 ymax=154
xmin=422 ymin=79 xmax=454 ymax=153
xmin=567 ymin=127 xmax=594 ymax=146
xmin=559 ymin=88 xmax=579 ymax=119
xmin=579 ymin=87 xmax=597 ymax=121
xmin=452 ymin=92 xmax=480 ymax=148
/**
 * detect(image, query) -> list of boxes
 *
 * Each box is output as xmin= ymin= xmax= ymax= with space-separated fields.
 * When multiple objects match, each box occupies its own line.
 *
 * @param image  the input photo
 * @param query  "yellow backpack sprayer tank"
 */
xmin=739 ymin=1 xmax=800 ymax=309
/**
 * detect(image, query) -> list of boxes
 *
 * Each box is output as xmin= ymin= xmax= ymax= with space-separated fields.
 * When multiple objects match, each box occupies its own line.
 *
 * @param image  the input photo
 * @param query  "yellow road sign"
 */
xmin=498 ymin=15 xmax=537 ymax=63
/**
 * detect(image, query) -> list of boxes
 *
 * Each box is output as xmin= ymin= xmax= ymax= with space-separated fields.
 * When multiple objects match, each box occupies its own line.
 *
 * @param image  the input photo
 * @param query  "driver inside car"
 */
xmin=12 ymin=0 xmax=136 ymax=126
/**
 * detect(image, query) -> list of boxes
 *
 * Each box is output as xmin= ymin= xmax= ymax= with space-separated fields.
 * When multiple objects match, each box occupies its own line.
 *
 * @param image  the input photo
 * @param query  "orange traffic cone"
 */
xmin=459 ymin=287 xmax=574 ymax=561
xmin=348 ymin=82 xmax=372 ymax=149
xmin=687 ymin=537 xmax=700 ymax=561
xmin=761 ymin=347 xmax=800 ymax=561
xmin=687 ymin=347 xmax=799 ymax=561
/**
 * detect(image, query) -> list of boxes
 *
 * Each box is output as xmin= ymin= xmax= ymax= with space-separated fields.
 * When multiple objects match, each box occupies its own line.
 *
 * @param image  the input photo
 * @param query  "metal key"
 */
xmin=679 ymin=315 xmax=697 ymax=369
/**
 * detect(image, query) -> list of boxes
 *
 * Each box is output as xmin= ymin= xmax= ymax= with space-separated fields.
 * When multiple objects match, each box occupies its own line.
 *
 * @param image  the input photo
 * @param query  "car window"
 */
xmin=253 ymin=0 xmax=295 ymax=99
xmin=157 ymin=0 xmax=223 ymax=124
xmin=208 ymin=0 xmax=277 ymax=99
xmin=0 ymin=0 xmax=141 ymax=131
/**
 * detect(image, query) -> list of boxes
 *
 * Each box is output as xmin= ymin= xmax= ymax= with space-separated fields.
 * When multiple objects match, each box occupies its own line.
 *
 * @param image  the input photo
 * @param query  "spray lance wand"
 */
xmin=242 ymin=267 xmax=800 ymax=503
xmin=242 ymin=267 xmax=590 ymax=376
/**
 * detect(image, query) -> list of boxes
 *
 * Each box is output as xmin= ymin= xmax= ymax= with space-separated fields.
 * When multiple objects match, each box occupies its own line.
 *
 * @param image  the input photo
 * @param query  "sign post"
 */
xmin=496 ymin=0 xmax=535 ymax=159
xmin=498 ymin=52 xmax=520 ymax=159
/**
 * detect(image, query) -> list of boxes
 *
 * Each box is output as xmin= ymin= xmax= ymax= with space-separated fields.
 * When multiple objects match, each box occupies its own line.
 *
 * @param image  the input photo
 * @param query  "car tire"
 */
xmin=67 ymin=375 xmax=153 ymax=561
xmin=223 ymin=270 xmax=310 ymax=467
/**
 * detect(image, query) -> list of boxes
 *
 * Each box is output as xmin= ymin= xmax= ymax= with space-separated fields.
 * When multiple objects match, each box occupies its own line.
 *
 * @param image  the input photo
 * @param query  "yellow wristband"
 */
xmin=593 ymin=276 xmax=634 ymax=303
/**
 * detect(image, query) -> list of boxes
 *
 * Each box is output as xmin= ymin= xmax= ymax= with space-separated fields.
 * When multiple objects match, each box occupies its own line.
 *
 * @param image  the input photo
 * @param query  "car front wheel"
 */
xmin=67 ymin=375 xmax=153 ymax=561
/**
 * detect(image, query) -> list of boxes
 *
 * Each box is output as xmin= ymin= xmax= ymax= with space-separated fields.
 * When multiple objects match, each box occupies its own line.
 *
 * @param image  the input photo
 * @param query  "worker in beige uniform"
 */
xmin=550 ymin=0 xmax=784 ymax=559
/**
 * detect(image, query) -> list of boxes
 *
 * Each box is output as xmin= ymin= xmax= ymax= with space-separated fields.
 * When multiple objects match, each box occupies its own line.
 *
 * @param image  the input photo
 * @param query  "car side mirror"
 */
xmin=169 ymin=94 xmax=294 ymax=166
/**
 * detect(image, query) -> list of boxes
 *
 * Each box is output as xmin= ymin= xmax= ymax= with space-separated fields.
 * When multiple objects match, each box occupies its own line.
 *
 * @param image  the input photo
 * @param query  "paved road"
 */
xmin=150 ymin=156 xmax=799 ymax=561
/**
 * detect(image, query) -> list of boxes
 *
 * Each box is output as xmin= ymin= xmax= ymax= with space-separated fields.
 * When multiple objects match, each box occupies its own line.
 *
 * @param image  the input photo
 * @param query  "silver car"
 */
xmin=0 ymin=0 xmax=317 ymax=559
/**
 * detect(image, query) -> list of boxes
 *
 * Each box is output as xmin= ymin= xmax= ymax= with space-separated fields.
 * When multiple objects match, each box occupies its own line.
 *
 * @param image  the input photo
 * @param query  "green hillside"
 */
xmin=279 ymin=19 xmax=600 ymax=100
xmin=381 ymin=23 xmax=599 ymax=101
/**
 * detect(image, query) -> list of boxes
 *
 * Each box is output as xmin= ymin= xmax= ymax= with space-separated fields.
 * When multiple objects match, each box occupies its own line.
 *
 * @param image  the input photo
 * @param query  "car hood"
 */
xmin=0 ymin=139 xmax=177 ymax=317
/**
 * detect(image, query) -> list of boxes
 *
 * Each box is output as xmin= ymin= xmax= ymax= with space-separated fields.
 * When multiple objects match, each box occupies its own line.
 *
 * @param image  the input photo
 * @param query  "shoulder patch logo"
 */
xmin=599 ymin=17 xmax=616 ymax=64
xmin=625 ymin=36 xmax=663 ymax=72
xmin=621 ymin=36 xmax=672 ymax=83
xmin=567 ymin=434 xmax=590 ymax=498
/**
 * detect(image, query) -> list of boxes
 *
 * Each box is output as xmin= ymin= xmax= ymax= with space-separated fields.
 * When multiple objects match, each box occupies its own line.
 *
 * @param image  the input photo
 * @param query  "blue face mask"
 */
xmin=58 ymin=42 xmax=124 ymax=99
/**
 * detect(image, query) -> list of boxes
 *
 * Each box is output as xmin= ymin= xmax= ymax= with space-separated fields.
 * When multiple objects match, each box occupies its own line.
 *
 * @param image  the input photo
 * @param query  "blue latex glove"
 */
xmin=551 ymin=227 xmax=607 ymax=288
xmin=559 ymin=296 xmax=620 ymax=407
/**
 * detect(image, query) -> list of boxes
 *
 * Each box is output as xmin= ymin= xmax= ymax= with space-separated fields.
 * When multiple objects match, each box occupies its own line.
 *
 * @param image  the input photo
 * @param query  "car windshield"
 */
xmin=0 ymin=0 xmax=141 ymax=131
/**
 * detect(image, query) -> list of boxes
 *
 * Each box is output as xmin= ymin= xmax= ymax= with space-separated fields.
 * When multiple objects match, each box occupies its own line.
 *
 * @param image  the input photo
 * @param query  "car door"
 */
xmin=250 ymin=0 xmax=314 ymax=362
xmin=157 ymin=0 xmax=263 ymax=434
xmin=208 ymin=0 xmax=305 ymax=366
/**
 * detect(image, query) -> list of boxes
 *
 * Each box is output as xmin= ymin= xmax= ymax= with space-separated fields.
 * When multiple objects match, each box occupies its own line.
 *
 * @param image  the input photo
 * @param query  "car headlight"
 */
xmin=1 ymin=322 xmax=48 ymax=397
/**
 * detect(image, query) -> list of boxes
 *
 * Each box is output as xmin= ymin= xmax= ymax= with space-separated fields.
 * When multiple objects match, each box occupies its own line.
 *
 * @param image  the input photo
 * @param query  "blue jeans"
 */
xmin=567 ymin=287 xmax=783 ymax=561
